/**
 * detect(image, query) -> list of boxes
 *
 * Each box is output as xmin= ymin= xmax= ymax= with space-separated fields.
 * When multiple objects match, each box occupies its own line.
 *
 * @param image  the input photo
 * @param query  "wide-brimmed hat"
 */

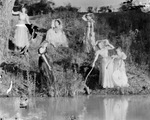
xmin=96 ymin=39 xmax=109 ymax=49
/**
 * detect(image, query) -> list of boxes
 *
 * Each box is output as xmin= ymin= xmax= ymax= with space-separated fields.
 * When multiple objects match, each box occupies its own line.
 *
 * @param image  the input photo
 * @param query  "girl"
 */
xmin=82 ymin=13 xmax=96 ymax=53
xmin=12 ymin=6 xmax=31 ymax=52
xmin=112 ymin=47 xmax=129 ymax=88
xmin=92 ymin=39 xmax=115 ymax=88
xmin=45 ymin=19 xmax=68 ymax=48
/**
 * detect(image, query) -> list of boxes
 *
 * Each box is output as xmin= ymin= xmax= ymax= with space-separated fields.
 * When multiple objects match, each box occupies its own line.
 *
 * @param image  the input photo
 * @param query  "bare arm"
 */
xmin=12 ymin=10 xmax=20 ymax=15
xmin=106 ymin=43 xmax=115 ymax=50
xmin=82 ymin=14 xmax=87 ymax=21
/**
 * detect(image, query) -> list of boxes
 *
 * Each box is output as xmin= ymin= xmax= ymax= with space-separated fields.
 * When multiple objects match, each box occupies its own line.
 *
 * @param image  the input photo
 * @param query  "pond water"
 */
xmin=0 ymin=95 xmax=150 ymax=120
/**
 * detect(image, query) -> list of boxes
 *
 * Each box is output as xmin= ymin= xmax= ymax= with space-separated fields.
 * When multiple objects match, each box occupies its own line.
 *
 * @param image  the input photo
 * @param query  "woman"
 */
xmin=38 ymin=19 xmax=69 ymax=95
xmin=82 ymin=13 xmax=96 ymax=53
xmin=40 ymin=19 xmax=69 ymax=63
xmin=92 ymin=39 xmax=115 ymax=88
xmin=112 ymin=47 xmax=129 ymax=87
xmin=44 ymin=19 xmax=68 ymax=48
xmin=12 ymin=6 xmax=31 ymax=52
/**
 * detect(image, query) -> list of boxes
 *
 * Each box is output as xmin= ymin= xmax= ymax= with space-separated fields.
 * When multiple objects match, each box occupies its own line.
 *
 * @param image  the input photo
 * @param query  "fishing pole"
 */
xmin=84 ymin=66 xmax=94 ymax=84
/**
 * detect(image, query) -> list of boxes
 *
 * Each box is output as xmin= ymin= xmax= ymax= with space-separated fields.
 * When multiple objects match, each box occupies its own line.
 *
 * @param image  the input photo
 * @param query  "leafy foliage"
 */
xmin=119 ymin=0 xmax=144 ymax=12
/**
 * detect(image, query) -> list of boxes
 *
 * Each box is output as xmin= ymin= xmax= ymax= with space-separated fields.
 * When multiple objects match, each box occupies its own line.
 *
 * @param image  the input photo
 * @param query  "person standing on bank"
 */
xmin=82 ymin=13 xmax=96 ymax=53
xmin=92 ymin=39 xmax=115 ymax=88
xmin=12 ymin=6 xmax=31 ymax=52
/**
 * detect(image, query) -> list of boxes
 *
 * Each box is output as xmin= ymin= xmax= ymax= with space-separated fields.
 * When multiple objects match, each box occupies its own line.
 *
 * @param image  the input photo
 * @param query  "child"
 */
xmin=112 ymin=47 xmax=129 ymax=93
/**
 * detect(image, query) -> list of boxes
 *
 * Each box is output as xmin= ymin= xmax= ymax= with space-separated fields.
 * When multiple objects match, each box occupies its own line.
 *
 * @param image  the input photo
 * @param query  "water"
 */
xmin=1 ymin=95 xmax=150 ymax=120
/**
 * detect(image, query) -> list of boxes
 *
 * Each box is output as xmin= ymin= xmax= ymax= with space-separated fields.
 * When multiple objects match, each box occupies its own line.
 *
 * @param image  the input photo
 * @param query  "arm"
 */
xmin=12 ymin=10 xmax=20 ymax=15
xmin=106 ymin=43 xmax=115 ymax=50
xmin=82 ymin=14 xmax=87 ymax=21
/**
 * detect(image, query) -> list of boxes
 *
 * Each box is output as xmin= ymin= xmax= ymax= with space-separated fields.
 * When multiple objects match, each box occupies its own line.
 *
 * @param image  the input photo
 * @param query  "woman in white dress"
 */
xmin=92 ymin=39 xmax=115 ymax=88
xmin=112 ymin=47 xmax=129 ymax=87
xmin=12 ymin=6 xmax=31 ymax=51
xmin=82 ymin=13 xmax=96 ymax=53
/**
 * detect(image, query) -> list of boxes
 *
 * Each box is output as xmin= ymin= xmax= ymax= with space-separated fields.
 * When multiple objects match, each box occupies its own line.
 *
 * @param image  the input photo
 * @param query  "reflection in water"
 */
xmin=1 ymin=96 xmax=150 ymax=120
xmin=104 ymin=97 xmax=129 ymax=120
xmin=0 ymin=97 xmax=45 ymax=120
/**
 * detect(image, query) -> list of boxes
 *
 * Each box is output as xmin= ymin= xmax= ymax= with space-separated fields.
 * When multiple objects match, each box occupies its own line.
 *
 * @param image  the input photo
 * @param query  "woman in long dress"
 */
xmin=112 ymin=47 xmax=129 ymax=87
xmin=82 ymin=13 xmax=96 ymax=53
xmin=92 ymin=39 xmax=115 ymax=88
xmin=12 ymin=6 xmax=31 ymax=51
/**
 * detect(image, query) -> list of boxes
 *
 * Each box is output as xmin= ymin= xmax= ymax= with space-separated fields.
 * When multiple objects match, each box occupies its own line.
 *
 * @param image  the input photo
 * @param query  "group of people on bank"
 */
xmin=12 ymin=6 xmax=129 ymax=90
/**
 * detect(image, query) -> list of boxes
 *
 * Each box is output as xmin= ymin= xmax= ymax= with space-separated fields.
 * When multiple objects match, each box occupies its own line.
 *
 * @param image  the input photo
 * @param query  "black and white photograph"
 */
xmin=0 ymin=0 xmax=150 ymax=119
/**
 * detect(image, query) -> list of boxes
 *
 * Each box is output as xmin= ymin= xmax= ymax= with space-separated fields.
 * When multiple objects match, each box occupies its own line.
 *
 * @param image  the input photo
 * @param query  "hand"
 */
xmin=39 ymin=46 xmax=46 ymax=54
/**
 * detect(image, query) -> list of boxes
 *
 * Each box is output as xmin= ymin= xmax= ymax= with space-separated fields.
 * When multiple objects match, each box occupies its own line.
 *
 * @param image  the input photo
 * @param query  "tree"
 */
xmin=55 ymin=3 xmax=79 ymax=12
xmin=119 ymin=0 xmax=144 ymax=12
xmin=87 ymin=6 xmax=93 ymax=13
xmin=119 ymin=0 xmax=133 ymax=11
xmin=98 ymin=6 xmax=112 ymax=13
xmin=0 ymin=0 xmax=16 ymax=62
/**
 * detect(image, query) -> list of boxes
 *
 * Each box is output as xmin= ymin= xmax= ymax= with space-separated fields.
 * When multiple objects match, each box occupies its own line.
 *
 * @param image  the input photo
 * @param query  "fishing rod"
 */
xmin=84 ymin=66 xmax=94 ymax=84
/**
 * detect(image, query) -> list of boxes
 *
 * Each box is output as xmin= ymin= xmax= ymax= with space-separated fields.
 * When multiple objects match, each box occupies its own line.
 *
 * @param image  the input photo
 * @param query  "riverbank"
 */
xmin=0 ymin=10 xmax=150 ymax=97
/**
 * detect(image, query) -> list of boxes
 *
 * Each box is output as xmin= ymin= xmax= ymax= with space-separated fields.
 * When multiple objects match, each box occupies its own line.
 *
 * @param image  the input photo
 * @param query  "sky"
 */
xmin=53 ymin=0 xmax=149 ymax=11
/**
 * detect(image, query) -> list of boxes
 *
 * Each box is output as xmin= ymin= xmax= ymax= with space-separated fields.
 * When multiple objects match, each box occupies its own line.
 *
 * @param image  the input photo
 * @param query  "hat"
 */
xmin=96 ymin=39 xmax=109 ymax=49
xmin=86 ymin=13 xmax=94 ymax=18
xmin=82 ymin=13 xmax=95 ymax=22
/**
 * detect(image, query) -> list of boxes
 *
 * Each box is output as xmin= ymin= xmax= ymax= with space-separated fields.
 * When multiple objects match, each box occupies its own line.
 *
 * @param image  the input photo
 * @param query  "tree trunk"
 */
xmin=0 ymin=0 xmax=15 ymax=62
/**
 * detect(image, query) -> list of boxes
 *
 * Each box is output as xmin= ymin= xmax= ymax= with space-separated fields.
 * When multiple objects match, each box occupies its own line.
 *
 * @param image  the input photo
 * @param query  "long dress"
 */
xmin=14 ymin=13 xmax=29 ymax=48
xmin=82 ymin=15 xmax=95 ymax=53
xmin=112 ymin=52 xmax=129 ymax=87
xmin=96 ymin=48 xmax=115 ymax=88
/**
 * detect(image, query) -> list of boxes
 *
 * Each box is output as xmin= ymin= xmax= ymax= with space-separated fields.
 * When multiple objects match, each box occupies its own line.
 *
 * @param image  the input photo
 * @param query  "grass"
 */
xmin=0 ymin=9 xmax=150 ymax=97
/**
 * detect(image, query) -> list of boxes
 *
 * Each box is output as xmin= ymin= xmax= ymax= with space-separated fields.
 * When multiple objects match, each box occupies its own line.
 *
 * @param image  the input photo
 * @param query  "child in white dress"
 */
xmin=112 ymin=47 xmax=129 ymax=88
